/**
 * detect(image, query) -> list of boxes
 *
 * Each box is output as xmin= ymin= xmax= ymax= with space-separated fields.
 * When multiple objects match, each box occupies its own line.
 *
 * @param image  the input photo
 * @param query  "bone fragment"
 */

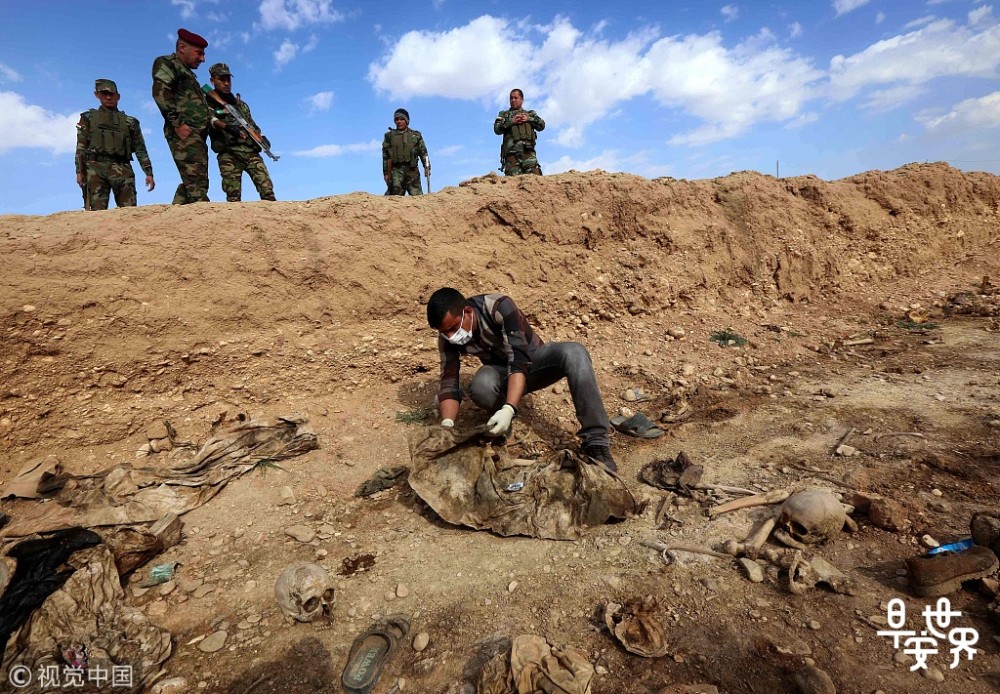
xmin=708 ymin=489 xmax=791 ymax=518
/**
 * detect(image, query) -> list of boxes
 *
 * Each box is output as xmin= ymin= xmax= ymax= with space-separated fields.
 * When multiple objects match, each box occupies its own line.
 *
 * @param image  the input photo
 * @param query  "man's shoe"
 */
xmin=582 ymin=443 xmax=617 ymax=473
xmin=906 ymin=545 xmax=999 ymax=597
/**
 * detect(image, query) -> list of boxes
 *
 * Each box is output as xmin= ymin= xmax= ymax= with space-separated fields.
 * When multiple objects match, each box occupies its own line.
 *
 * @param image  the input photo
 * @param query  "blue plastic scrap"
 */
xmin=926 ymin=538 xmax=975 ymax=556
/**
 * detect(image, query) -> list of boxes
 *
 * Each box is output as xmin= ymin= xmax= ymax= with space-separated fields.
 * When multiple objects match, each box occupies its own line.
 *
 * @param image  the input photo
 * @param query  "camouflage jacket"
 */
xmin=382 ymin=127 xmax=429 ymax=174
xmin=151 ymin=53 xmax=211 ymax=135
xmin=207 ymin=93 xmax=262 ymax=154
xmin=75 ymin=107 xmax=153 ymax=176
xmin=493 ymin=108 xmax=545 ymax=159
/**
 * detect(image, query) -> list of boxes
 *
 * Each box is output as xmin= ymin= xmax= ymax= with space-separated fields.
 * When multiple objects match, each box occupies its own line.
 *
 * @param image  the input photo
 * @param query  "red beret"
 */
xmin=177 ymin=28 xmax=208 ymax=49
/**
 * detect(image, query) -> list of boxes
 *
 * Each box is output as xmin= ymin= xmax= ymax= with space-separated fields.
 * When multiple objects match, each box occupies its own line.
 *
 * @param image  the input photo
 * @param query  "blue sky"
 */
xmin=1 ymin=0 xmax=998 ymax=214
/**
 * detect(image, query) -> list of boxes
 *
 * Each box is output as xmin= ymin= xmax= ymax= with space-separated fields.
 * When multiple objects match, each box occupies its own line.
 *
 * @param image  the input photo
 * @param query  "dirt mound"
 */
xmin=2 ymin=163 xmax=1000 ymax=693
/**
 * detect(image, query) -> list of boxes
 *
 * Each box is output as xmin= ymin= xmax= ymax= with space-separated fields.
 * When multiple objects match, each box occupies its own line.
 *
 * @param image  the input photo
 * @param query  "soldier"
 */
xmin=382 ymin=108 xmax=430 ymax=196
xmin=75 ymin=79 xmax=155 ymax=210
xmin=493 ymin=88 xmax=545 ymax=176
xmin=152 ymin=28 xmax=216 ymax=204
xmin=206 ymin=63 xmax=276 ymax=202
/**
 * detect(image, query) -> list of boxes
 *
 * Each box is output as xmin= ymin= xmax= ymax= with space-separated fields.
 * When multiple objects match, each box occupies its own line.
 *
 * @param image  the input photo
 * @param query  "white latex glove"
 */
xmin=441 ymin=418 xmax=454 ymax=428
xmin=487 ymin=404 xmax=516 ymax=436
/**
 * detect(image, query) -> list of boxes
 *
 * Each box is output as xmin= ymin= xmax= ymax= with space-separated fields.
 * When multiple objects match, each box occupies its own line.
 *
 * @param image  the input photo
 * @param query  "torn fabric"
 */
xmin=1 ymin=545 xmax=171 ymax=692
xmin=1 ymin=416 xmax=317 ymax=538
xmin=477 ymin=635 xmax=594 ymax=694
xmin=408 ymin=426 xmax=639 ymax=541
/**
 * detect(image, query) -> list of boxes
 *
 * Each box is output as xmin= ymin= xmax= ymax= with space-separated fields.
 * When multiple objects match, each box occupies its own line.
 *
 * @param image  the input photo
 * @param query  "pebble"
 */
xmin=921 ymin=534 xmax=939 ymax=548
xmin=807 ymin=620 xmax=821 ymax=630
xmin=835 ymin=444 xmax=859 ymax=457
xmin=150 ymin=678 xmax=187 ymax=694
xmin=159 ymin=580 xmax=177 ymax=597
xmin=738 ymin=558 xmax=764 ymax=583
xmin=602 ymin=576 xmax=621 ymax=589
xmin=931 ymin=488 xmax=943 ymax=497
xmin=508 ymin=580 xmax=518 ymax=593
xmin=667 ymin=327 xmax=686 ymax=338
xmin=284 ymin=525 xmax=316 ymax=543
xmin=192 ymin=584 xmax=216 ymax=599
xmin=396 ymin=678 xmax=406 ymax=691
xmin=923 ymin=667 xmax=944 ymax=682
xmin=21 ymin=305 xmax=36 ymax=312
xmin=893 ymin=651 xmax=911 ymax=665
xmin=412 ymin=632 xmax=430 ymax=652
xmin=396 ymin=583 xmax=409 ymax=598
xmin=617 ymin=535 xmax=632 ymax=546
xmin=595 ymin=665 xmax=609 ymax=675
xmin=384 ymin=591 xmax=396 ymax=601
xmin=315 ymin=549 xmax=328 ymax=559
xmin=198 ymin=631 xmax=228 ymax=653
xmin=278 ymin=486 xmax=296 ymax=506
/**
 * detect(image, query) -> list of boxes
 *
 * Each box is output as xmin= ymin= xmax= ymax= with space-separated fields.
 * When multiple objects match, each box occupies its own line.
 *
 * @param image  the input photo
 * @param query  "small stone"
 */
xmin=617 ymin=535 xmax=632 ymax=546
xmin=396 ymin=583 xmax=409 ymax=598
xmin=835 ymin=444 xmax=859 ymax=457
xmin=412 ymin=632 xmax=430 ymax=652
xmin=808 ymin=619 xmax=821 ymax=630
xmin=150 ymin=677 xmax=187 ymax=694
xmin=284 ymin=525 xmax=316 ymax=543
xmin=158 ymin=580 xmax=177 ymax=597
xmin=192 ymin=584 xmax=216 ymax=599
xmin=508 ymin=580 xmax=518 ymax=593
xmin=595 ymin=665 xmax=609 ymax=675
xmin=21 ymin=305 xmax=36 ymax=313
xmin=893 ymin=650 xmax=911 ymax=664
xmin=921 ymin=534 xmax=939 ymax=548
xmin=923 ymin=667 xmax=944 ymax=682
xmin=237 ymin=621 xmax=252 ymax=630
xmin=197 ymin=631 xmax=228 ymax=653
xmin=667 ymin=327 xmax=686 ymax=339
xmin=931 ymin=488 xmax=943 ymax=497
xmin=278 ymin=487 xmax=296 ymax=506
xmin=385 ymin=591 xmax=397 ymax=601
xmin=738 ymin=558 xmax=764 ymax=583
xmin=315 ymin=549 xmax=328 ymax=559
xmin=396 ymin=678 xmax=406 ymax=691
xmin=178 ymin=577 xmax=204 ymax=594
xmin=147 ymin=601 xmax=167 ymax=617
xmin=132 ymin=585 xmax=150 ymax=598
xmin=601 ymin=575 xmax=621 ymax=589
xmin=788 ymin=665 xmax=835 ymax=694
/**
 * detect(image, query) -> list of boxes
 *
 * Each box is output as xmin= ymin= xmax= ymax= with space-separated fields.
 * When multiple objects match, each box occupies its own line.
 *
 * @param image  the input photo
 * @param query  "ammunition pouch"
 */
xmin=389 ymin=130 xmax=414 ymax=164
xmin=88 ymin=109 xmax=131 ymax=159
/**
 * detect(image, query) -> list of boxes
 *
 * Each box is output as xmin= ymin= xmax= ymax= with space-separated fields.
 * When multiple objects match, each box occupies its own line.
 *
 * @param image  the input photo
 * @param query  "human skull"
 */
xmin=274 ymin=562 xmax=335 ymax=623
xmin=775 ymin=490 xmax=849 ymax=548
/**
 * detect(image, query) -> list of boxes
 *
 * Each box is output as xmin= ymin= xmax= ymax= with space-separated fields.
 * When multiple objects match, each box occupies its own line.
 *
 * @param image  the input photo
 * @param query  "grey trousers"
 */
xmin=468 ymin=342 xmax=611 ymax=447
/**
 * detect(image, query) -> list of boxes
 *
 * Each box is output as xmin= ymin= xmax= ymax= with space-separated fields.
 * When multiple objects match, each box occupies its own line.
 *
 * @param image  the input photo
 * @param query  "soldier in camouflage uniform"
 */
xmin=75 ymin=79 xmax=155 ymax=210
xmin=493 ymin=89 xmax=545 ymax=176
xmin=206 ymin=63 xmax=275 ymax=202
xmin=152 ymin=28 xmax=216 ymax=204
xmin=382 ymin=108 xmax=430 ymax=196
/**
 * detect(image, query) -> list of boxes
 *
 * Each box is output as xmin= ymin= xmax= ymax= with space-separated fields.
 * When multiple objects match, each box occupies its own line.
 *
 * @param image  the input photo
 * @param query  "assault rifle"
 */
xmin=202 ymin=86 xmax=279 ymax=161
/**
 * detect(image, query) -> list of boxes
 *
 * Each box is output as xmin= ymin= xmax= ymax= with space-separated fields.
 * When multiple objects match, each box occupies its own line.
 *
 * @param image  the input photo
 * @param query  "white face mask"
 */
xmin=444 ymin=309 xmax=474 ymax=346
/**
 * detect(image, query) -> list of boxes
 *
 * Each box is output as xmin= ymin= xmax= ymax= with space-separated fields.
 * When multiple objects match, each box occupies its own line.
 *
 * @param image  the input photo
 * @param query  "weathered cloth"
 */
xmin=603 ymin=596 xmax=670 ymax=658
xmin=478 ymin=635 xmax=593 ymax=694
xmin=0 ymin=529 xmax=101 ymax=661
xmin=0 ymin=416 xmax=318 ymax=538
xmin=1 ymin=545 xmax=171 ymax=693
xmin=355 ymin=466 xmax=409 ymax=497
xmin=407 ymin=426 xmax=638 ymax=540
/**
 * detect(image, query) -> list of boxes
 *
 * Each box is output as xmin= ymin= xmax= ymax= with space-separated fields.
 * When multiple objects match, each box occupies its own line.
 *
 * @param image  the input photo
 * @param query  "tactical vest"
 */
xmin=388 ymin=130 xmax=414 ymax=163
xmin=88 ymin=109 xmax=131 ymax=159
xmin=509 ymin=115 xmax=535 ymax=145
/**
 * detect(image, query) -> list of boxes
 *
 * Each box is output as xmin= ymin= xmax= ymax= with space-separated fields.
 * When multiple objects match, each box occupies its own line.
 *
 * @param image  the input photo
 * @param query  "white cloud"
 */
xmin=970 ymin=5 xmax=994 ymax=25
xmin=303 ymin=34 xmax=319 ymax=52
xmin=274 ymin=39 xmax=299 ymax=68
xmin=437 ymin=144 xmax=463 ymax=156
xmin=172 ymin=0 xmax=196 ymax=19
xmin=0 ymin=63 xmax=22 ymax=83
xmin=545 ymin=149 xmax=671 ymax=178
xmin=918 ymin=90 xmax=1000 ymax=131
xmin=305 ymin=90 xmax=334 ymax=112
xmin=789 ymin=22 xmax=803 ymax=38
xmin=905 ymin=15 xmax=937 ymax=29
xmin=258 ymin=0 xmax=344 ymax=31
xmin=721 ymin=5 xmax=739 ymax=22
xmin=861 ymin=84 xmax=929 ymax=111
xmin=293 ymin=139 xmax=380 ymax=157
xmin=834 ymin=0 xmax=873 ymax=16
xmin=875 ymin=11 xmax=885 ymax=24
xmin=0 ymin=91 xmax=78 ymax=155
xmin=369 ymin=16 xmax=534 ymax=100
xmin=370 ymin=15 xmax=823 ymax=148
xmin=829 ymin=18 xmax=1000 ymax=100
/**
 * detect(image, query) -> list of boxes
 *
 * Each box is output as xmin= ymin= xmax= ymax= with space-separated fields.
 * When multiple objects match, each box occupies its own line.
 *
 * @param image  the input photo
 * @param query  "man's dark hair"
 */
xmin=510 ymin=88 xmax=524 ymax=98
xmin=427 ymin=287 xmax=467 ymax=329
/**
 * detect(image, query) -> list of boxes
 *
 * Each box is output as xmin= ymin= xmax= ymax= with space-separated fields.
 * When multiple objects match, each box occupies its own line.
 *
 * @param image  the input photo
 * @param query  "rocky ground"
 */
xmin=1 ymin=163 xmax=1000 ymax=693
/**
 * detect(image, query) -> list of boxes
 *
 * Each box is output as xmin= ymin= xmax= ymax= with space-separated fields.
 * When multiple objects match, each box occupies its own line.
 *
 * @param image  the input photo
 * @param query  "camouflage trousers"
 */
xmin=503 ymin=148 xmax=542 ymax=177
xmin=84 ymin=159 xmax=137 ymax=210
xmin=218 ymin=149 xmax=275 ymax=202
xmin=386 ymin=166 xmax=423 ymax=196
xmin=165 ymin=130 xmax=210 ymax=205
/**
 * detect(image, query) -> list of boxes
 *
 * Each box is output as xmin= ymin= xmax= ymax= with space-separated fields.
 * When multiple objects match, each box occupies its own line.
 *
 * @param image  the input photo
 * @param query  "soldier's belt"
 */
xmin=87 ymin=154 xmax=130 ymax=163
